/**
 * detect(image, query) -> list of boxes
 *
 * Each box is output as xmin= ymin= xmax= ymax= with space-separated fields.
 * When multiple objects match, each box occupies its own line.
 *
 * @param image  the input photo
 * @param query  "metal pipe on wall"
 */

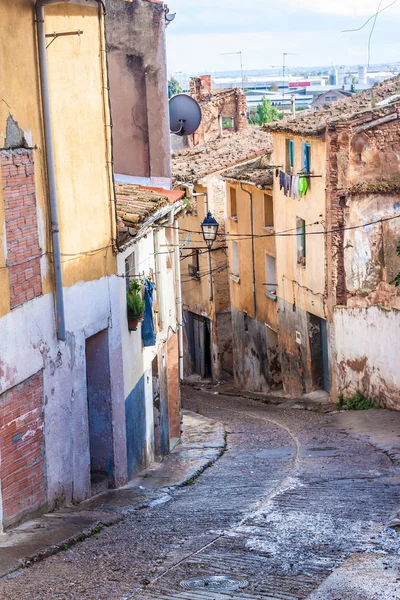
xmin=36 ymin=0 xmax=67 ymax=341
xmin=174 ymin=225 xmax=184 ymax=382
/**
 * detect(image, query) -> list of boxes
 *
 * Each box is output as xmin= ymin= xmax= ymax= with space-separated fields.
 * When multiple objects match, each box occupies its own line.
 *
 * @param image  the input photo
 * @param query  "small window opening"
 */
xmin=296 ymin=217 xmax=306 ymax=266
xmin=231 ymin=240 xmax=239 ymax=277
xmin=230 ymin=187 xmax=237 ymax=218
xmin=286 ymin=139 xmax=295 ymax=171
xmin=188 ymin=249 xmax=200 ymax=279
xmin=264 ymin=193 xmax=274 ymax=227
xmin=265 ymin=254 xmax=277 ymax=299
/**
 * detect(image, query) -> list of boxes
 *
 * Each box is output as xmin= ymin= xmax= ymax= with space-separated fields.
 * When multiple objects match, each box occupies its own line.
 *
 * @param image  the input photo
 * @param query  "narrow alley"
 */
xmin=0 ymin=386 xmax=399 ymax=600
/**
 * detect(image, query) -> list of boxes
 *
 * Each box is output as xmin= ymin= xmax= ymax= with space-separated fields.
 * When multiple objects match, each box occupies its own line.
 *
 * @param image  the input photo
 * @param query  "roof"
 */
xmin=172 ymin=127 xmax=273 ymax=183
xmin=222 ymin=155 xmax=273 ymax=189
xmin=264 ymin=74 xmax=400 ymax=136
xmin=116 ymin=183 xmax=185 ymax=246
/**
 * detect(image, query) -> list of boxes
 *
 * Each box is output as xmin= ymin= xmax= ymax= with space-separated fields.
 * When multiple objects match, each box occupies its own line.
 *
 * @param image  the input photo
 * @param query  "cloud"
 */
xmin=282 ymin=0 xmax=400 ymax=16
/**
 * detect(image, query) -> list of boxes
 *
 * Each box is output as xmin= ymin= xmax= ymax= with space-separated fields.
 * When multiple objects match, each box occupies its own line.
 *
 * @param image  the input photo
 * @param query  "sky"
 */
xmin=165 ymin=0 xmax=400 ymax=75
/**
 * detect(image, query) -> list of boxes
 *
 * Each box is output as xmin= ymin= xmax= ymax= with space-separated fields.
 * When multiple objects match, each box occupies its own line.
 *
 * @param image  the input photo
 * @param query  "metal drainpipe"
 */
xmin=36 ymin=0 xmax=68 ymax=341
xmin=174 ymin=224 xmax=184 ymax=382
xmin=240 ymin=183 xmax=256 ymax=318
xmin=36 ymin=0 xmax=106 ymax=341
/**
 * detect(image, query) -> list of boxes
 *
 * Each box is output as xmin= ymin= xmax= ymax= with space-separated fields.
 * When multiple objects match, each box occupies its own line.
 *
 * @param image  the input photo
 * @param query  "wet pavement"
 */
xmin=0 ymin=386 xmax=399 ymax=599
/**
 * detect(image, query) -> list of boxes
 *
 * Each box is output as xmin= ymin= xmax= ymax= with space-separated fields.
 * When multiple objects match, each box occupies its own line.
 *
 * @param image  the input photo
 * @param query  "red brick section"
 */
xmin=1 ymin=150 xmax=42 ymax=309
xmin=167 ymin=334 xmax=181 ymax=439
xmin=0 ymin=371 xmax=46 ymax=529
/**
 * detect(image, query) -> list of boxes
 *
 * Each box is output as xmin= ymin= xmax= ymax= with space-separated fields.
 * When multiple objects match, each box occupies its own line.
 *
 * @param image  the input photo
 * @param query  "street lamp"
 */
xmin=201 ymin=212 xmax=219 ymax=300
xmin=201 ymin=211 xmax=219 ymax=249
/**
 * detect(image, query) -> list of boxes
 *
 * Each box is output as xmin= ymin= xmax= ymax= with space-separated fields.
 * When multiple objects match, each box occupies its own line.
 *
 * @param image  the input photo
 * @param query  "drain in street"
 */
xmin=180 ymin=575 xmax=249 ymax=591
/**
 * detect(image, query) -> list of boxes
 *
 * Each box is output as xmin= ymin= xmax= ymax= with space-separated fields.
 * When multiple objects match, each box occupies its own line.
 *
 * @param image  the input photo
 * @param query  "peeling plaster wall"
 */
xmin=343 ymin=194 xmax=400 ymax=308
xmin=334 ymin=306 xmax=400 ymax=409
xmin=232 ymin=307 xmax=280 ymax=393
xmin=0 ymin=276 xmax=125 ymax=528
xmin=117 ymin=226 xmax=180 ymax=477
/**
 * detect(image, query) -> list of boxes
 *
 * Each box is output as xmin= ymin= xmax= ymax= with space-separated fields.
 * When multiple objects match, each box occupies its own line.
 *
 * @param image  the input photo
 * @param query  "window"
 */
xmin=265 ymin=254 xmax=277 ymax=300
xmin=230 ymin=187 xmax=237 ymax=218
xmin=188 ymin=249 xmax=200 ymax=279
xmin=264 ymin=193 xmax=274 ymax=228
xmin=286 ymin=139 xmax=295 ymax=171
xmin=302 ymin=142 xmax=311 ymax=174
xmin=222 ymin=116 xmax=234 ymax=131
xmin=296 ymin=218 xmax=306 ymax=266
xmin=125 ymin=252 xmax=135 ymax=291
xmin=331 ymin=96 xmax=337 ymax=101
xmin=231 ymin=240 xmax=240 ymax=279
xmin=325 ymin=96 xmax=331 ymax=102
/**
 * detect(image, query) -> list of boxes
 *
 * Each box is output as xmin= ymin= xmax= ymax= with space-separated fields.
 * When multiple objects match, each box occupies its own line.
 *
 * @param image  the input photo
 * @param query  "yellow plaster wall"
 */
xmin=0 ymin=1 xmax=115 ymax=319
xmin=272 ymin=133 xmax=326 ymax=318
xmin=227 ymin=182 xmax=278 ymax=330
xmin=179 ymin=183 xmax=229 ymax=319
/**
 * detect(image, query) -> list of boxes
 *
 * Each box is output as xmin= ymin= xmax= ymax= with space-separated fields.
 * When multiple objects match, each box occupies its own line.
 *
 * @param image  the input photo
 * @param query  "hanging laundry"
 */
xmin=292 ymin=175 xmax=300 ymax=200
xmin=284 ymin=172 xmax=292 ymax=197
xmin=299 ymin=175 xmax=309 ymax=198
xmin=142 ymin=279 xmax=156 ymax=347
xmin=279 ymin=170 xmax=285 ymax=191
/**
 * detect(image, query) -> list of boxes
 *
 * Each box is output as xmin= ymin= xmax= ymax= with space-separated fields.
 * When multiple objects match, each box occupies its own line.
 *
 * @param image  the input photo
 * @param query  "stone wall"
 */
xmin=232 ymin=307 xmax=281 ymax=393
xmin=334 ymin=306 xmax=400 ymax=409
xmin=189 ymin=76 xmax=247 ymax=147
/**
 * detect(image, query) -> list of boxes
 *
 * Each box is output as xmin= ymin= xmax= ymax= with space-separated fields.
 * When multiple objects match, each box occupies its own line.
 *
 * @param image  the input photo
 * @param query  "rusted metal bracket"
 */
xmin=46 ymin=30 xmax=83 ymax=48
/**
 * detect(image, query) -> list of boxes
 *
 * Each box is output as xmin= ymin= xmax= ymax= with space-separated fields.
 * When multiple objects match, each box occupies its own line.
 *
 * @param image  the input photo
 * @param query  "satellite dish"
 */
xmin=169 ymin=94 xmax=202 ymax=136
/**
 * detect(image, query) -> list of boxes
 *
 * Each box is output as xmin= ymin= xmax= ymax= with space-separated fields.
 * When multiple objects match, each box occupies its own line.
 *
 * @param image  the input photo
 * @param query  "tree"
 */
xmin=250 ymin=97 xmax=282 ymax=126
xmin=269 ymin=83 xmax=278 ymax=92
xmin=390 ymin=241 xmax=400 ymax=287
xmin=168 ymin=77 xmax=182 ymax=98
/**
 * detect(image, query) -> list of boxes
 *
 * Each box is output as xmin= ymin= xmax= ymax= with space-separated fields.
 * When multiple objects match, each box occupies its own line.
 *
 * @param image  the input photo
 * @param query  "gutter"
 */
xmin=35 ymin=0 xmax=105 ymax=341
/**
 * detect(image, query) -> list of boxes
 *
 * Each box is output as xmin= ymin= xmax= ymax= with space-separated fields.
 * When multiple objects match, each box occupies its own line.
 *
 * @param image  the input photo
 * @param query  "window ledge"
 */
xmin=229 ymin=216 xmax=238 ymax=222
xmin=230 ymin=274 xmax=240 ymax=284
xmin=265 ymin=291 xmax=278 ymax=302
xmin=262 ymin=226 xmax=274 ymax=232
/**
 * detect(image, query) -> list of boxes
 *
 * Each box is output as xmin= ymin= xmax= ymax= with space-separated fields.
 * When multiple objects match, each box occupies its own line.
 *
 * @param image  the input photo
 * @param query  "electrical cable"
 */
xmin=342 ymin=0 xmax=398 ymax=32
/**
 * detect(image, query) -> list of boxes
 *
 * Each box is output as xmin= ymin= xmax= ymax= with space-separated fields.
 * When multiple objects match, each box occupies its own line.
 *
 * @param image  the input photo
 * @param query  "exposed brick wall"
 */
xmin=0 ymin=371 xmax=46 ymax=529
xmin=326 ymin=126 xmax=349 ymax=307
xmin=1 ymin=150 xmax=42 ymax=309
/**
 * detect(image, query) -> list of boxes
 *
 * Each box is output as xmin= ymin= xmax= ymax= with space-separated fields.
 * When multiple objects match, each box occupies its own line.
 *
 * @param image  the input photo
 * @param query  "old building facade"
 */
xmin=116 ymin=184 xmax=185 ymax=478
xmin=0 ymin=0 xmax=125 ymax=531
xmin=265 ymin=75 xmax=400 ymax=407
xmin=224 ymin=155 xmax=282 ymax=393
xmin=173 ymin=128 xmax=272 ymax=381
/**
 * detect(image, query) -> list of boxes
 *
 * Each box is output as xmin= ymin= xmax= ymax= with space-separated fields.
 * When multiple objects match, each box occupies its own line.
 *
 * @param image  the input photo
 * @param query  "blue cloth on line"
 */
xmin=142 ymin=279 xmax=156 ymax=347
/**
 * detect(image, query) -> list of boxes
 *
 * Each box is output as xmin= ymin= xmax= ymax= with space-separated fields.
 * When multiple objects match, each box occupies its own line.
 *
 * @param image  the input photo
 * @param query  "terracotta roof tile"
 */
xmin=222 ymin=154 xmax=274 ymax=188
xmin=116 ymin=183 xmax=185 ymax=245
xmin=172 ymin=127 xmax=273 ymax=183
xmin=264 ymin=74 xmax=400 ymax=136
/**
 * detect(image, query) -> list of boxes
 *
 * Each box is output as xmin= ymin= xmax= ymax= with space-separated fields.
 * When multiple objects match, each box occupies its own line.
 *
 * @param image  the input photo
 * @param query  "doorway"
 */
xmin=152 ymin=351 xmax=170 ymax=458
xmin=192 ymin=314 xmax=212 ymax=378
xmin=307 ymin=313 xmax=330 ymax=392
xmin=85 ymin=329 xmax=114 ymax=495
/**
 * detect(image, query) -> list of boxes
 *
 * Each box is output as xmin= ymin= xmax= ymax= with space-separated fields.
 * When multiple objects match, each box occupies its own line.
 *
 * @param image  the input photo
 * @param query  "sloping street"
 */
xmin=0 ymin=386 xmax=399 ymax=600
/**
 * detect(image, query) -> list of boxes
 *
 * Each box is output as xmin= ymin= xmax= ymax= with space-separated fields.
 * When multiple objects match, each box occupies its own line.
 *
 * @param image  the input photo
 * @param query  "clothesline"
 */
xmin=279 ymin=169 xmax=309 ymax=200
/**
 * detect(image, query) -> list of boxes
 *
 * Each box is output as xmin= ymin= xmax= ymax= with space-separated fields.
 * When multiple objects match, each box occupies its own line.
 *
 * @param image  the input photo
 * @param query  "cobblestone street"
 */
xmin=1 ymin=386 xmax=399 ymax=600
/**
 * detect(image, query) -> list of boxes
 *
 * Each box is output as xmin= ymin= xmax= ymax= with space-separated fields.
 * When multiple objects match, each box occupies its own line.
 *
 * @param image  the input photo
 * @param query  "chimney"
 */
xmin=291 ymin=94 xmax=296 ymax=118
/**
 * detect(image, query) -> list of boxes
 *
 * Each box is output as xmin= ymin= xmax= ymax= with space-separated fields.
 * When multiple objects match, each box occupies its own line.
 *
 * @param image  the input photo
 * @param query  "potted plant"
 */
xmin=126 ymin=279 xmax=145 ymax=331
